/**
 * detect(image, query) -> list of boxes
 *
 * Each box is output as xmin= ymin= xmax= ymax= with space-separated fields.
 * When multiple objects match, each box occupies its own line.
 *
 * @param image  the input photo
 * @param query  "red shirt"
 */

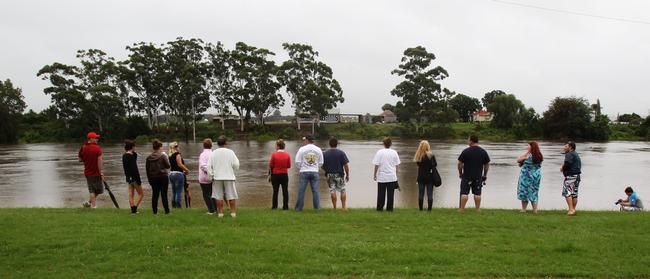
xmin=269 ymin=151 xmax=291 ymax=174
xmin=78 ymin=142 xmax=102 ymax=176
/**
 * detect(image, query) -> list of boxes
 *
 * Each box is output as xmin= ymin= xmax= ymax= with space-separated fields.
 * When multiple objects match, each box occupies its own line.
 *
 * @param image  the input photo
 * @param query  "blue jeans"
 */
xmin=295 ymin=172 xmax=320 ymax=211
xmin=169 ymin=172 xmax=185 ymax=208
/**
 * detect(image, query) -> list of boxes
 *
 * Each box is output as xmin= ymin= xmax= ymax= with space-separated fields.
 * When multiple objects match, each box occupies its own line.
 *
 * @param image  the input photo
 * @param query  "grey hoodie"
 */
xmin=146 ymin=151 xmax=171 ymax=180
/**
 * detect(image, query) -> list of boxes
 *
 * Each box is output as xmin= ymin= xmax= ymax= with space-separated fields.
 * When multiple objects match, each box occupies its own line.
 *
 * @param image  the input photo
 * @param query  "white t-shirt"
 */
xmin=372 ymin=148 xmax=400 ymax=183
xmin=295 ymin=143 xmax=324 ymax=172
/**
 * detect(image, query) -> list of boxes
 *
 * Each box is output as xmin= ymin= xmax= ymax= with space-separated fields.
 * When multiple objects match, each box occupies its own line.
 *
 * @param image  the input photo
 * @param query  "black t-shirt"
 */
xmin=563 ymin=151 xmax=582 ymax=176
xmin=122 ymin=152 xmax=141 ymax=180
xmin=170 ymin=152 xmax=184 ymax=172
xmin=458 ymin=145 xmax=490 ymax=179
xmin=322 ymin=148 xmax=349 ymax=176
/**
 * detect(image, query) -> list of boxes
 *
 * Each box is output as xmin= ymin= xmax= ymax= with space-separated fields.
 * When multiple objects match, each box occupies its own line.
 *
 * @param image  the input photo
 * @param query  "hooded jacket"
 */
xmin=146 ymin=151 xmax=171 ymax=180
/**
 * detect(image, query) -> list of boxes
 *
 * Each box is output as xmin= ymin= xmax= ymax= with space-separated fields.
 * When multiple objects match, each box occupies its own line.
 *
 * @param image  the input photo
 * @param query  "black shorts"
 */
xmin=460 ymin=178 xmax=483 ymax=196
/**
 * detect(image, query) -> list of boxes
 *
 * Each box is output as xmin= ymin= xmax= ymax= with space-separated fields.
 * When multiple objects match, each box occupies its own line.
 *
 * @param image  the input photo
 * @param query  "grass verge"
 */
xmin=1 ymin=208 xmax=648 ymax=278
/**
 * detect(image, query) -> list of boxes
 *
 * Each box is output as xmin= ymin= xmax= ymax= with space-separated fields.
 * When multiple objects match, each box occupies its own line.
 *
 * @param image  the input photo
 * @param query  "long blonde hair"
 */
xmin=168 ymin=142 xmax=179 ymax=155
xmin=413 ymin=140 xmax=432 ymax=162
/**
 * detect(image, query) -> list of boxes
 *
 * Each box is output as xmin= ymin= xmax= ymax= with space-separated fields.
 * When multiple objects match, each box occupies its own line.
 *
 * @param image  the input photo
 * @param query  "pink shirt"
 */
xmin=198 ymin=149 xmax=213 ymax=184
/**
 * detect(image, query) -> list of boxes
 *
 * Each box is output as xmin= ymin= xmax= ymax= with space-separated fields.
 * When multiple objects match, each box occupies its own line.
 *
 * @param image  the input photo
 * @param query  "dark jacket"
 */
xmin=416 ymin=152 xmax=437 ymax=184
xmin=146 ymin=151 xmax=171 ymax=180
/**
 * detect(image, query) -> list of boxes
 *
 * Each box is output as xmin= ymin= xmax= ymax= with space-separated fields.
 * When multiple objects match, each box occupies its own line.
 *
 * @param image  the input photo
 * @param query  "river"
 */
xmin=0 ymin=140 xmax=648 ymax=210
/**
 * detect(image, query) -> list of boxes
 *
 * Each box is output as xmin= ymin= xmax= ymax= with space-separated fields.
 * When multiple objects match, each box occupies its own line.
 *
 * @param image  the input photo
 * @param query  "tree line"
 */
xmin=31 ymin=38 xmax=343 ymax=142
xmin=381 ymin=46 xmax=650 ymax=141
xmin=2 ymin=43 xmax=650 ymax=143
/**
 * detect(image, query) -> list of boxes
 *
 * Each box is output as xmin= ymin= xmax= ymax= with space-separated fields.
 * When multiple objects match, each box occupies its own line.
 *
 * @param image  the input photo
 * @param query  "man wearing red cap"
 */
xmin=78 ymin=132 xmax=104 ymax=208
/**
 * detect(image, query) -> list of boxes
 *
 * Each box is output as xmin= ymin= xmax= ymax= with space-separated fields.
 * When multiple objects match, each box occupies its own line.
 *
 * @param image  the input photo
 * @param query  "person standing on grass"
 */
xmin=146 ymin=139 xmax=171 ymax=215
xmin=561 ymin=141 xmax=581 ymax=216
xmin=516 ymin=141 xmax=543 ymax=213
xmin=373 ymin=137 xmax=401 ymax=212
xmin=207 ymin=136 xmax=240 ymax=218
xmin=414 ymin=140 xmax=437 ymax=212
xmin=322 ymin=137 xmax=350 ymax=211
xmin=295 ymin=134 xmax=324 ymax=212
xmin=198 ymin=138 xmax=216 ymax=215
xmin=269 ymin=139 xmax=291 ymax=210
xmin=618 ymin=187 xmax=644 ymax=211
xmin=78 ymin=132 xmax=104 ymax=208
xmin=122 ymin=140 xmax=144 ymax=214
xmin=457 ymin=135 xmax=490 ymax=213
xmin=168 ymin=142 xmax=190 ymax=209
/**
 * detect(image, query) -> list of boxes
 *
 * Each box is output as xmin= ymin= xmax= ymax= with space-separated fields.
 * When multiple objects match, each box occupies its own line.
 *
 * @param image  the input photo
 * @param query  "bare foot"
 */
xmin=458 ymin=208 xmax=465 ymax=213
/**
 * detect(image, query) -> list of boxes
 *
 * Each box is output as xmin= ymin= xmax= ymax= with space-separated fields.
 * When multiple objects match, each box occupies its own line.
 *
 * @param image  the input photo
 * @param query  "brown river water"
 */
xmin=0 ymin=140 xmax=648 ymax=210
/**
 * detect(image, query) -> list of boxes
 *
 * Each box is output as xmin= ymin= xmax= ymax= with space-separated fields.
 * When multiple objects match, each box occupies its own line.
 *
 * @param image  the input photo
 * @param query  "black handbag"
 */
xmin=430 ymin=155 xmax=442 ymax=187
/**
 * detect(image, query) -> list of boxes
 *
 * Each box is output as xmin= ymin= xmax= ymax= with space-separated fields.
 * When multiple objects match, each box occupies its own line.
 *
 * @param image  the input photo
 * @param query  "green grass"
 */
xmin=1 ymin=208 xmax=649 ymax=278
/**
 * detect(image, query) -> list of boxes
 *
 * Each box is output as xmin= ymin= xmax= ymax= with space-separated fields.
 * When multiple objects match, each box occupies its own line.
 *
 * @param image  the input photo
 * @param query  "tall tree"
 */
xmin=228 ymin=42 xmax=282 ymax=129
xmin=163 ymin=37 xmax=210 ymax=141
xmin=204 ymin=42 xmax=233 ymax=130
xmin=542 ymin=96 xmax=592 ymax=139
xmin=487 ymin=94 xmax=525 ymax=129
xmin=450 ymin=93 xmax=481 ymax=122
xmin=482 ymin=90 xmax=506 ymax=109
xmin=280 ymin=43 xmax=344 ymax=131
xmin=37 ymin=62 xmax=84 ymax=128
xmin=0 ymin=79 xmax=27 ymax=143
xmin=390 ymin=46 xmax=454 ymax=131
xmin=75 ymin=49 xmax=125 ymax=134
xmin=123 ymin=42 xmax=168 ymax=129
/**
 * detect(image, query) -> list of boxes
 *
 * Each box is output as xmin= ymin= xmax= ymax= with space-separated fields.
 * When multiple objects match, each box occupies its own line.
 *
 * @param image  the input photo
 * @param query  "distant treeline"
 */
xmin=1 ymin=42 xmax=649 ymax=143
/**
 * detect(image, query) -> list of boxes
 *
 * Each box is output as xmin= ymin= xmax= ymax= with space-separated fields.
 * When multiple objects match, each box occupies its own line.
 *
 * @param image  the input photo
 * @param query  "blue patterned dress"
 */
xmin=517 ymin=155 xmax=542 ymax=202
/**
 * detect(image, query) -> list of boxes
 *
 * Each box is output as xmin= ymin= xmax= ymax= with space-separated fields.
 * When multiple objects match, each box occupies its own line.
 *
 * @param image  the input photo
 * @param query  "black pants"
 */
xmin=377 ymin=182 xmax=397 ymax=211
xmin=149 ymin=176 xmax=170 ymax=214
xmin=200 ymin=183 xmax=215 ymax=213
xmin=271 ymin=174 xmax=289 ymax=210
xmin=418 ymin=182 xmax=434 ymax=210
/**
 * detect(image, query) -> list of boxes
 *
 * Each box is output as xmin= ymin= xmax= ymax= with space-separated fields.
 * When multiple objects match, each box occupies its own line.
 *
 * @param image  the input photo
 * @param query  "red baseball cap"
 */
xmin=87 ymin=132 xmax=100 ymax=139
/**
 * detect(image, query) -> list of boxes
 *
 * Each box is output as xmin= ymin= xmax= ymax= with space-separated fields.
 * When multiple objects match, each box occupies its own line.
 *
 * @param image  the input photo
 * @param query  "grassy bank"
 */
xmin=1 ymin=208 xmax=649 ymax=278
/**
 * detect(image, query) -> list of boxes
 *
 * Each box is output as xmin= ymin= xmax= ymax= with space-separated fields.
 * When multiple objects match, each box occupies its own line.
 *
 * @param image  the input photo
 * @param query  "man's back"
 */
xmin=79 ymin=143 xmax=102 ymax=176
xmin=208 ymin=148 xmax=240 ymax=180
xmin=458 ymin=145 xmax=490 ymax=179
xmin=296 ymin=144 xmax=323 ymax=172
xmin=323 ymin=148 xmax=349 ymax=175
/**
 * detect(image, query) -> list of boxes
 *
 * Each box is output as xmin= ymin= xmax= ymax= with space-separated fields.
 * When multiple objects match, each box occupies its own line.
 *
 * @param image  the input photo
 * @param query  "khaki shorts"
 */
xmin=212 ymin=180 xmax=238 ymax=200
xmin=86 ymin=176 xmax=104 ymax=195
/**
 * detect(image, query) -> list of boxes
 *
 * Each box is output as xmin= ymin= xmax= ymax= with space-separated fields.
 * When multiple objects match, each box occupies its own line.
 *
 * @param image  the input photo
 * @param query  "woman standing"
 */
xmin=516 ymin=141 xmax=543 ymax=213
xmin=269 ymin=139 xmax=291 ymax=210
xmin=414 ymin=140 xmax=437 ymax=211
xmin=122 ymin=140 xmax=144 ymax=214
xmin=198 ymin=138 xmax=215 ymax=214
xmin=372 ymin=137 xmax=401 ymax=211
xmin=145 ymin=139 xmax=171 ymax=214
xmin=168 ymin=142 xmax=190 ymax=208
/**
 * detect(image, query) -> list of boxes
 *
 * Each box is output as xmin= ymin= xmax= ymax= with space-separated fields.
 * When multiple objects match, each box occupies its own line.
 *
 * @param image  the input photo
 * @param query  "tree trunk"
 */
xmin=297 ymin=116 xmax=301 ymax=130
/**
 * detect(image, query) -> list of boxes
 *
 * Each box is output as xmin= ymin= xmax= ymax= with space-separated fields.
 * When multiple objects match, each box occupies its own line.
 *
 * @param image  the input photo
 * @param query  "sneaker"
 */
xmin=230 ymin=213 xmax=237 ymax=218
xmin=82 ymin=201 xmax=90 ymax=208
xmin=217 ymin=213 xmax=224 ymax=218
xmin=206 ymin=212 xmax=215 ymax=215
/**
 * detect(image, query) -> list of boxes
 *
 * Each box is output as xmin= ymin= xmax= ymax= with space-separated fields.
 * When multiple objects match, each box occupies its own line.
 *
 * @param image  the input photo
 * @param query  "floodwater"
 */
xmin=0 ymin=140 xmax=649 ymax=210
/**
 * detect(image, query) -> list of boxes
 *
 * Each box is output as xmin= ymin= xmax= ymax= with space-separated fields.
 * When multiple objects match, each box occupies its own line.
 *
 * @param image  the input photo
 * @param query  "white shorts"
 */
xmin=212 ymin=180 xmax=238 ymax=200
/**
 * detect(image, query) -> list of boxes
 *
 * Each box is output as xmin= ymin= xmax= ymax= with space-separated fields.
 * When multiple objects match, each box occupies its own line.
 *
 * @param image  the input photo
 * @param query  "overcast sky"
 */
xmin=2 ymin=0 xmax=650 ymax=117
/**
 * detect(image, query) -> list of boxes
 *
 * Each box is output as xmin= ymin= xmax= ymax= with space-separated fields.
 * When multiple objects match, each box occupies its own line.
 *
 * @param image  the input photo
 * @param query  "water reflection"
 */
xmin=0 ymin=140 xmax=648 ymax=210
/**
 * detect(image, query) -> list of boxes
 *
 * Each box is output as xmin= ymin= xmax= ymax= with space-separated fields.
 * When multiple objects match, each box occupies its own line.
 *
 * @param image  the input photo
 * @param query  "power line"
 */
xmin=490 ymin=0 xmax=650 ymax=25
